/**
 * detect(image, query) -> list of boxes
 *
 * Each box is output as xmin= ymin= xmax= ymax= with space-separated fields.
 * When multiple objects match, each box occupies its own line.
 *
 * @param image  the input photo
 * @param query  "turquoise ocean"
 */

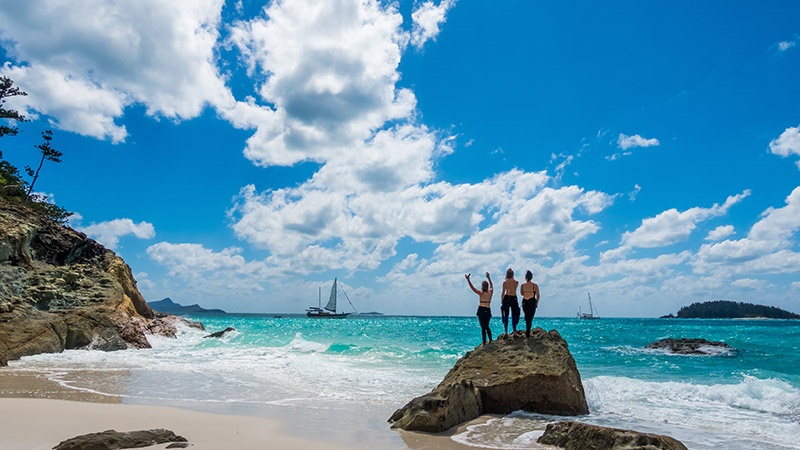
xmin=7 ymin=315 xmax=800 ymax=450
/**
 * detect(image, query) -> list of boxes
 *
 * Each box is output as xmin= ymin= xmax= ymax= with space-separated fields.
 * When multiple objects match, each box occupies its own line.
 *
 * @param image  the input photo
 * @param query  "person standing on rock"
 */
xmin=500 ymin=268 xmax=520 ymax=336
xmin=466 ymin=272 xmax=493 ymax=345
xmin=520 ymin=270 xmax=540 ymax=338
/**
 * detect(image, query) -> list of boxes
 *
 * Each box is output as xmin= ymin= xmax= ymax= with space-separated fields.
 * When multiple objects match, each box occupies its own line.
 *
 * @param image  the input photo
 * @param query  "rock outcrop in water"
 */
xmin=0 ymin=198 xmax=183 ymax=364
xmin=645 ymin=338 xmax=735 ymax=355
xmin=388 ymin=328 xmax=589 ymax=432
xmin=537 ymin=421 xmax=688 ymax=450
xmin=204 ymin=327 xmax=235 ymax=338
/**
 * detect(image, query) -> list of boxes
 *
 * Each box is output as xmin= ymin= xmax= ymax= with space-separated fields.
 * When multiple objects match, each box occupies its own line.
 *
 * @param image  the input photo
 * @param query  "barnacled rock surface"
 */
xmin=537 ymin=421 xmax=688 ymax=450
xmin=389 ymin=328 xmax=589 ymax=432
xmin=0 ymin=198 xmax=185 ymax=364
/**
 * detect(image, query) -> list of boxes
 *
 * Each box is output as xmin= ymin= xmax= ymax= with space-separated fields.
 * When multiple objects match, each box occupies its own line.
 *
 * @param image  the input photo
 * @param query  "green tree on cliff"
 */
xmin=0 ymin=76 xmax=70 ymax=224
xmin=0 ymin=76 xmax=28 ymax=190
xmin=25 ymin=129 xmax=63 ymax=203
xmin=0 ymin=75 xmax=28 ymax=142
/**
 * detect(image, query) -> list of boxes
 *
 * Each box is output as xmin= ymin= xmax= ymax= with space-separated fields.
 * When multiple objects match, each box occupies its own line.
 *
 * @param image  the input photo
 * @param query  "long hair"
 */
xmin=526 ymin=270 xmax=533 ymax=281
xmin=481 ymin=280 xmax=489 ymax=292
xmin=506 ymin=268 xmax=514 ymax=279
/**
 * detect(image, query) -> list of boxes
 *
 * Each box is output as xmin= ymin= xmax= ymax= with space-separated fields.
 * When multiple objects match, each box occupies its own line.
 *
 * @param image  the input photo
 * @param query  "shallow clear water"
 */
xmin=8 ymin=315 xmax=800 ymax=449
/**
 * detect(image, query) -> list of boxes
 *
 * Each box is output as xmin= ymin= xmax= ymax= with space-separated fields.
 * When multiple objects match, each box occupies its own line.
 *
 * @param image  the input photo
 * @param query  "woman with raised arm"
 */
xmin=466 ymin=272 xmax=493 ymax=345
xmin=501 ymin=268 xmax=520 ymax=336
xmin=520 ymin=270 xmax=540 ymax=338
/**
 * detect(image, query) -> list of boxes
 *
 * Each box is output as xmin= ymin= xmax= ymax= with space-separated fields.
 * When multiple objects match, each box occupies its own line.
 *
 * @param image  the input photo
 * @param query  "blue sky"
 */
xmin=2 ymin=0 xmax=799 ymax=317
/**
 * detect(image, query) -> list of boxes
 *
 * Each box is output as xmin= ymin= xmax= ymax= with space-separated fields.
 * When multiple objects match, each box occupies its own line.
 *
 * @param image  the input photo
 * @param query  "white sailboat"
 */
xmin=577 ymin=292 xmax=599 ymax=319
xmin=306 ymin=278 xmax=356 ymax=319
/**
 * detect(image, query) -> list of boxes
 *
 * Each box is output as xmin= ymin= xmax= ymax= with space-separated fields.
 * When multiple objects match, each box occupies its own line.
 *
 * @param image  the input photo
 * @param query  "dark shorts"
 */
xmin=522 ymin=298 xmax=537 ymax=317
xmin=502 ymin=295 xmax=519 ymax=310
xmin=476 ymin=306 xmax=492 ymax=318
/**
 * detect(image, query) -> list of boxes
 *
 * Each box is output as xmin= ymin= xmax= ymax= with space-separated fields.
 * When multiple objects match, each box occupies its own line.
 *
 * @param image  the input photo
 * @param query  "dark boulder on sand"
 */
xmin=645 ymin=338 xmax=734 ymax=355
xmin=53 ymin=429 xmax=188 ymax=450
xmin=389 ymin=328 xmax=589 ymax=432
xmin=538 ymin=421 xmax=688 ymax=450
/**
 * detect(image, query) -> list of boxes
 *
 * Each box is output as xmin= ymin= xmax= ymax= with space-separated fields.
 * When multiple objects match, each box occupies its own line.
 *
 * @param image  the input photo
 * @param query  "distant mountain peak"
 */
xmin=148 ymin=298 xmax=226 ymax=315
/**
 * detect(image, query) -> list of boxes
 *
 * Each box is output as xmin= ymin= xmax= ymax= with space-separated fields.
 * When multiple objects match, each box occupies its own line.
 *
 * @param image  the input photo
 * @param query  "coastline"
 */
xmin=4 ymin=317 xmax=796 ymax=450
xmin=0 ymin=370 xmax=483 ymax=450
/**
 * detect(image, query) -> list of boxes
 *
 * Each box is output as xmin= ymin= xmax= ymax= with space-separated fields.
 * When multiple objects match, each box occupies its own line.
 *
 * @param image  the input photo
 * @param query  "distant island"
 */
xmin=148 ymin=298 xmax=226 ymax=315
xmin=661 ymin=300 xmax=800 ymax=319
xmin=357 ymin=311 xmax=384 ymax=316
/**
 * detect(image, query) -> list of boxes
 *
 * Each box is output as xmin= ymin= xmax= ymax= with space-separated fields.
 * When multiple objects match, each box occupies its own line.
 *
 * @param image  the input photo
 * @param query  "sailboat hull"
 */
xmin=305 ymin=311 xmax=350 ymax=319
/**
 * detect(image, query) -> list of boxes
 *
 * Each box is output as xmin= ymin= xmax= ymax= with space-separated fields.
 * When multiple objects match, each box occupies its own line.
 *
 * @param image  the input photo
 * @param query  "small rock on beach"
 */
xmin=53 ymin=428 xmax=188 ymax=450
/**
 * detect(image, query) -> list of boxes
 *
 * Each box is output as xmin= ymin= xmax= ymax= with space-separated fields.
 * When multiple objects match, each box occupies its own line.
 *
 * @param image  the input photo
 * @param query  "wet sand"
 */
xmin=0 ymin=370 xmax=483 ymax=450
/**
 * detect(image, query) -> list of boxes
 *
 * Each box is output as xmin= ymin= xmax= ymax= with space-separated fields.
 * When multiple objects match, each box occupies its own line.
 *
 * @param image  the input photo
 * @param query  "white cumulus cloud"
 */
xmin=145 ymin=242 xmax=274 ymax=304
xmin=603 ymin=190 xmax=750 ymax=261
xmin=769 ymin=126 xmax=800 ymax=158
xmin=224 ymin=0 xmax=416 ymax=167
xmin=693 ymin=187 xmax=800 ymax=276
xmin=706 ymin=225 xmax=735 ymax=241
xmin=78 ymin=218 xmax=155 ymax=249
xmin=0 ymin=0 xmax=232 ymax=142
xmin=617 ymin=133 xmax=660 ymax=150
xmin=410 ymin=0 xmax=456 ymax=49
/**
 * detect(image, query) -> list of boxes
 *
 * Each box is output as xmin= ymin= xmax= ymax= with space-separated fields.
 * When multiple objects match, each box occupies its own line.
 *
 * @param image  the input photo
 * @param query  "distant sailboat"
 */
xmin=306 ymin=278 xmax=356 ymax=319
xmin=577 ymin=292 xmax=599 ymax=319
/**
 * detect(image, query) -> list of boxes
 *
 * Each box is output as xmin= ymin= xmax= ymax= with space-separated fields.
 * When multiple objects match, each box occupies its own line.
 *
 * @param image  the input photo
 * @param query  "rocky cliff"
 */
xmin=0 ymin=198 xmax=179 ymax=365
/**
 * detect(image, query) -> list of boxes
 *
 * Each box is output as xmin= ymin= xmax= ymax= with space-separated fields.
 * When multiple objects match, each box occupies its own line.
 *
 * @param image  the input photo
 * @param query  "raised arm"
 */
xmin=465 ymin=274 xmax=481 ymax=295
xmin=486 ymin=272 xmax=493 ymax=293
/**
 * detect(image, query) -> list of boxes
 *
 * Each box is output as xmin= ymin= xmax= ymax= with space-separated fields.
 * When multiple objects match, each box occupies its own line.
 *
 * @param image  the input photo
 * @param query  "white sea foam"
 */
xmin=452 ymin=375 xmax=800 ymax=450
xmin=451 ymin=414 xmax=552 ymax=449
xmin=610 ymin=344 xmax=737 ymax=358
xmin=10 ymin=323 xmax=441 ymax=410
xmin=586 ymin=375 xmax=800 ymax=449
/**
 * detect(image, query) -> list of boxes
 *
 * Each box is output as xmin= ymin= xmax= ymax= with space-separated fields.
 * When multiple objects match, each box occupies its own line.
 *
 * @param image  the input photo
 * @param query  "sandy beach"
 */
xmin=0 ymin=370 xmax=477 ymax=450
xmin=3 ymin=397 xmax=355 ymax=450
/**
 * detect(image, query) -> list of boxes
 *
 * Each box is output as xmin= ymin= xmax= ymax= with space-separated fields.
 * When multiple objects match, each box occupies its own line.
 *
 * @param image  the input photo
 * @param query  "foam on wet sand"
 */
xmin=0 ymin=370 xmax=476 ymax=450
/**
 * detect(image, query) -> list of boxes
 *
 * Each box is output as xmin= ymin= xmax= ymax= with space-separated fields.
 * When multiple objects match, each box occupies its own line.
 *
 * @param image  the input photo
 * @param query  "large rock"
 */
xmin=389 ymin=328 xmax=589 ymax=432
xmin=388 ymin=379 xmax=482 ymax=433
xmin=0 ymin=198 xmax=181 ymax=364
xmin=537 ymin=421 xmax=688 ymax=450
xmin=53 ymin=428 xmax=188 ymax=450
